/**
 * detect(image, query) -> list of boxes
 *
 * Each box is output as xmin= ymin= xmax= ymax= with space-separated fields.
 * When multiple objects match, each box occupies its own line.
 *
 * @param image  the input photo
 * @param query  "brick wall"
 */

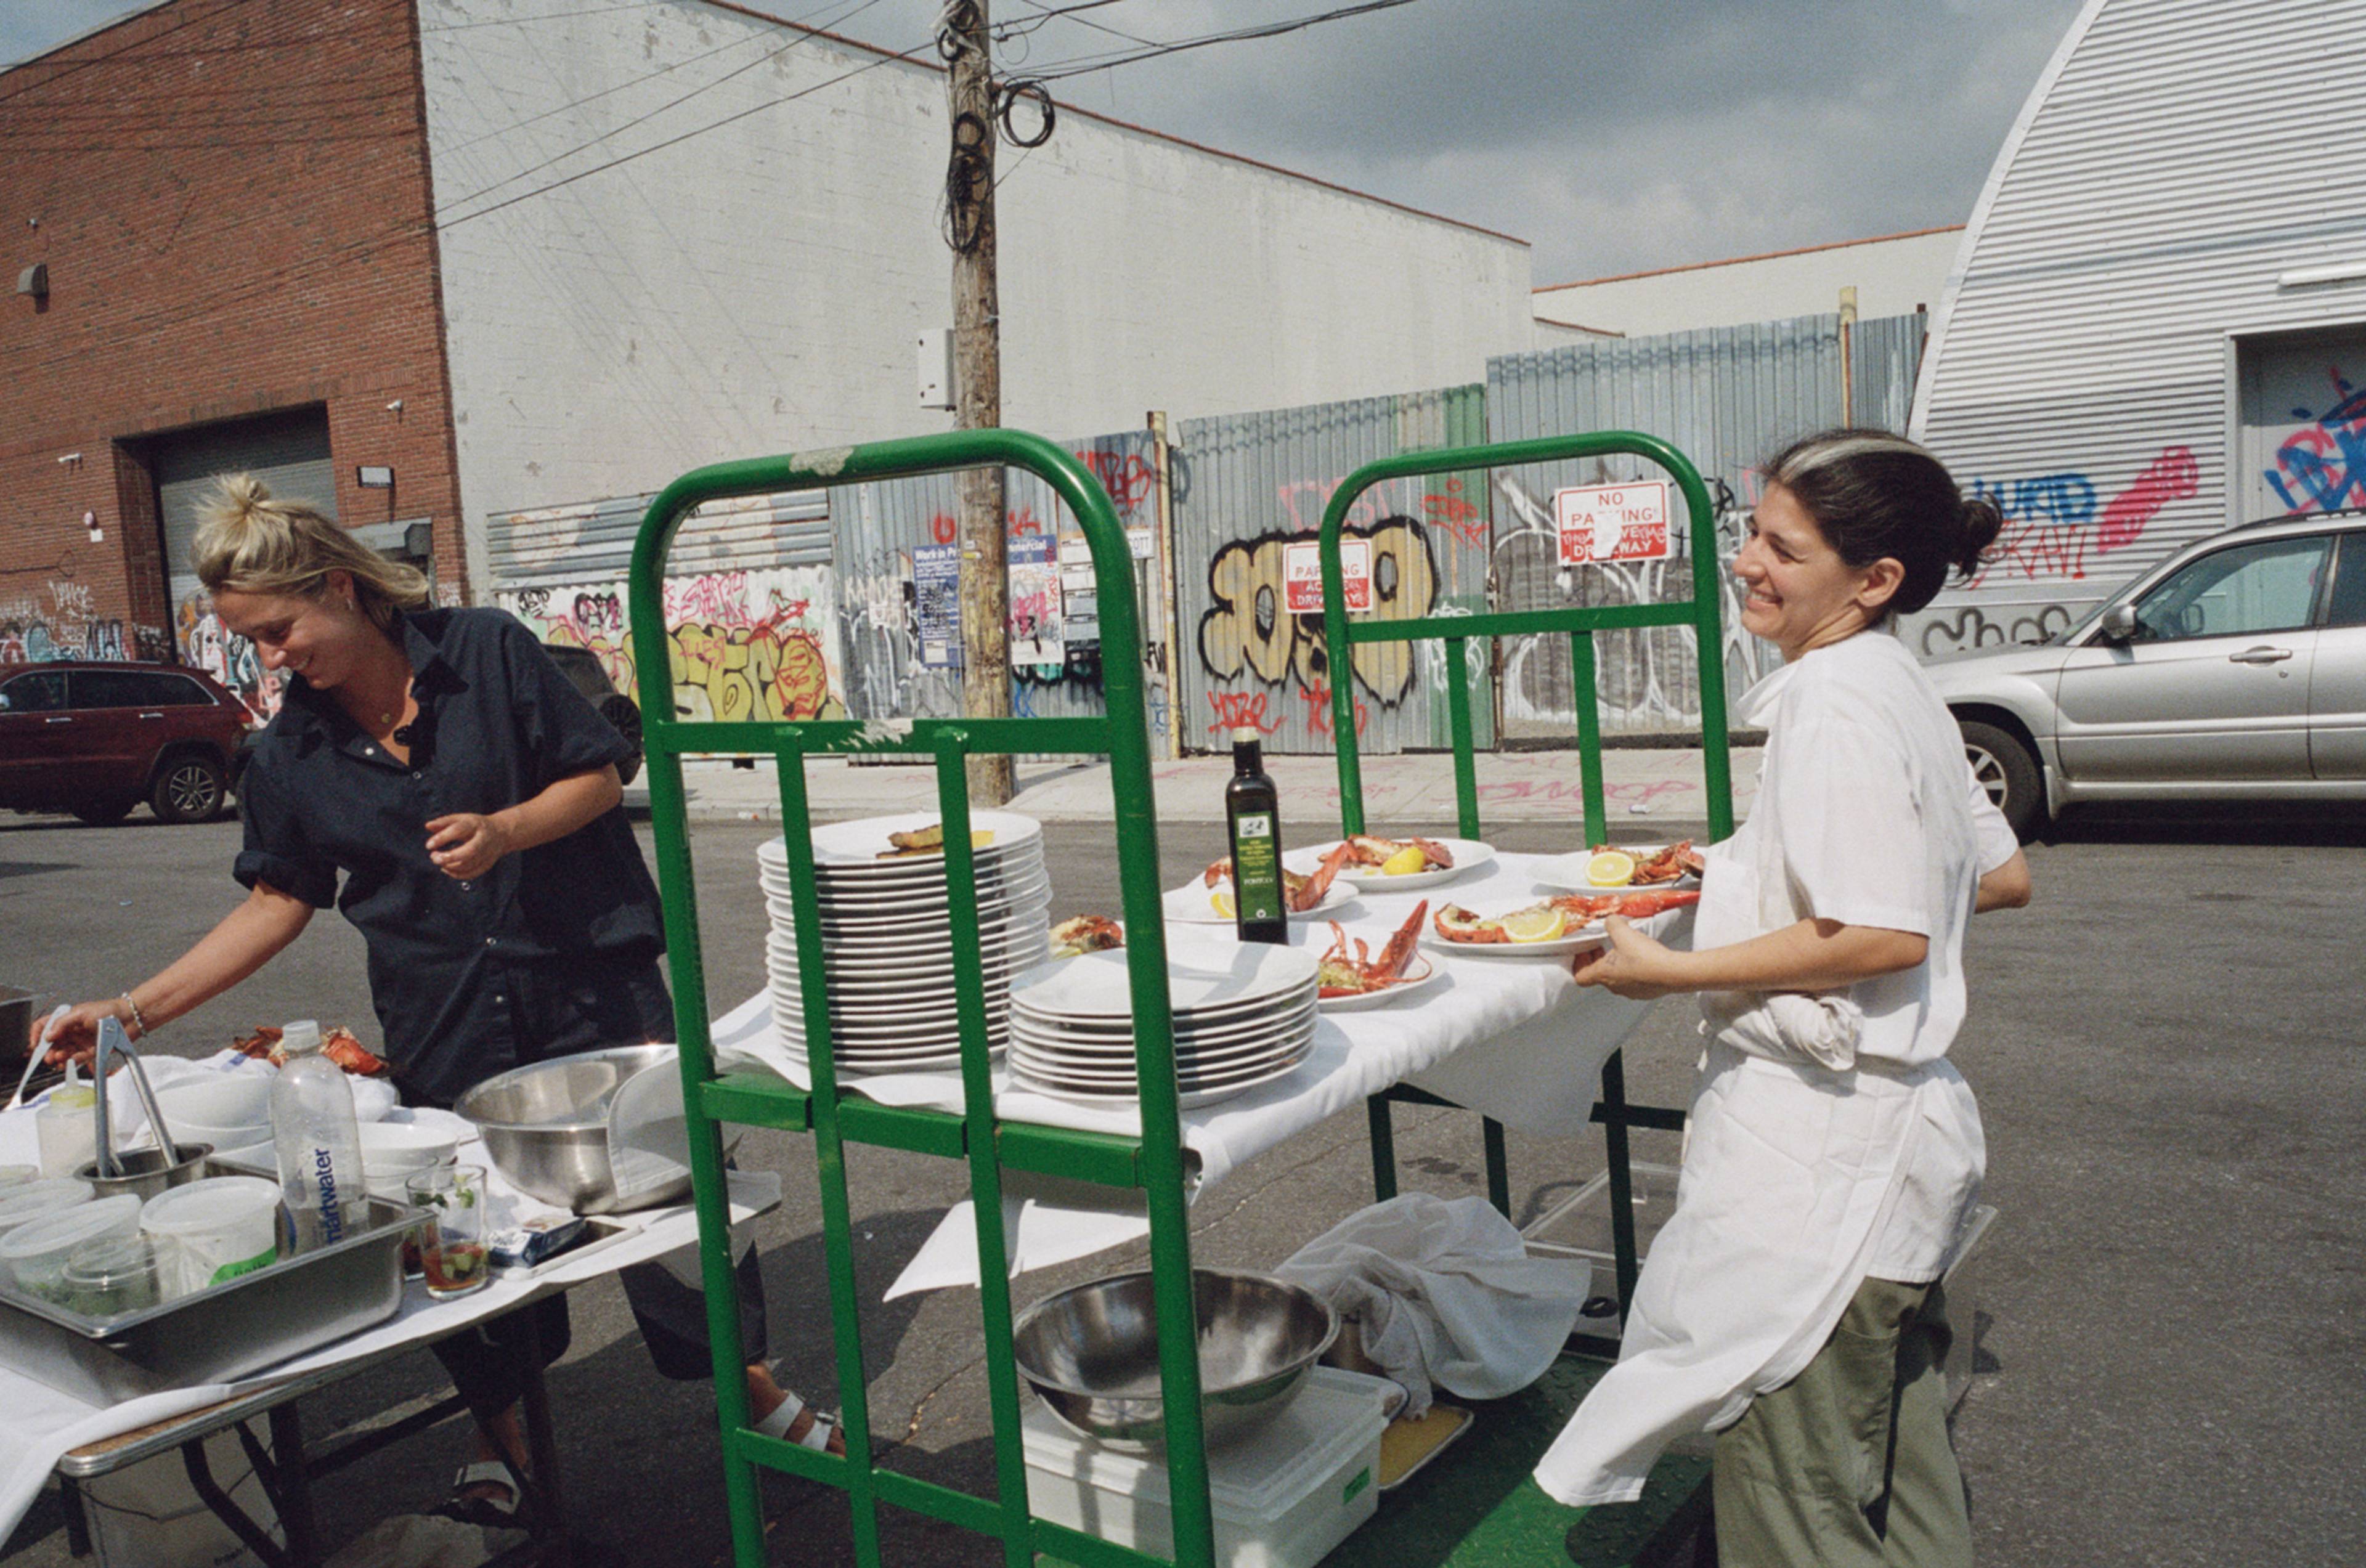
xmin=0 ymin=0 xmax=463 ymax=665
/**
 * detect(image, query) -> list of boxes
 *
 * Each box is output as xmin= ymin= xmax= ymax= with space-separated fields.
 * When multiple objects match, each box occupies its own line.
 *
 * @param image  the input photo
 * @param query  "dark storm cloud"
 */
xmin=7 ymin=0 xmax=2092 ymax=277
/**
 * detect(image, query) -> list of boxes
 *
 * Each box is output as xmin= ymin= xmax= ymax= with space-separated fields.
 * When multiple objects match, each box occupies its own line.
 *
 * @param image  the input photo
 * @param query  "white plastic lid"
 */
xmin=278 ymin=1020 xmax=323 ymax=1056
xmin=0 ymin=1178 xmax=94 ymax=1232
xmin=0 ymin=1193 xmax=140 ymax=1262
xmin=140 ymin=1177 xmax=283 ymax=1235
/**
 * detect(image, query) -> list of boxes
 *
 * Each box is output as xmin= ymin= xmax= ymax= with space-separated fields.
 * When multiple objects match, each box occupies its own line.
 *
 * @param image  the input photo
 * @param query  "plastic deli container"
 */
xmin=1022 ymin=1366 xmax=1391 ymax=1568
xmin=0 ymin=1194 xmax=142 ymax=1302
xmin=141 ymin=1177 xmax=283 ymax=1299
xmin=59 ymin=1233 xmax=164 ymax=1317
xmin=0 ymin=1177 xmax=94 ymax=1237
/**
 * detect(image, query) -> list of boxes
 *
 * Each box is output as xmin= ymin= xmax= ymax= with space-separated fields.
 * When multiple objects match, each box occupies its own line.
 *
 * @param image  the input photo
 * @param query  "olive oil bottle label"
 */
xmin=1232 ymin=812 xmax=1283 ymax=923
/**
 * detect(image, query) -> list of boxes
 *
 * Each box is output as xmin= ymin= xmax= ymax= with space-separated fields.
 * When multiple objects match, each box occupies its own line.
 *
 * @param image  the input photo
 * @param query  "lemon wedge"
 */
xmin=1501 ymin=906 xmax=1566 ymax=943
xmin=1584 ymin=850 xmax=1636 ymax=888
xmin=1209 ymin=890 xmax=1237 ymax=919
xmin=1380 ymin=844 xmax=1428 ymax=876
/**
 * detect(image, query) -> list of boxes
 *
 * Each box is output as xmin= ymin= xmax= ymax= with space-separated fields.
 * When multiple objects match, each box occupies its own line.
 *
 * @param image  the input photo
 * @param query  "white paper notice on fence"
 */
xmin=1009 ymin=535 xmax=1063 ymax=665
xmin=1555 ymin=480 xmax=1672 ymax=564
xmin=1283 ymin=537 xmax=1372 ymax=614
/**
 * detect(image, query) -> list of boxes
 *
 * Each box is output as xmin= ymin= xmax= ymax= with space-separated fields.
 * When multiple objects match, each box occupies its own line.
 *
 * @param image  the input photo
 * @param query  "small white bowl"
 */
xmin=357 ymin=1122 xmax=458 ymax=1172
xmin=152 ymin=1075 xmax=273 ymax=1131
xmin=349 ymin=1078 xmax=400 ymax=1123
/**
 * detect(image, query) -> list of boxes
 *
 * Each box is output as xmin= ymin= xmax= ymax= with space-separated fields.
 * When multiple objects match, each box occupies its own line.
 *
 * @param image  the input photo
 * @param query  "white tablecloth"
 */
xmin=0 ymin=1062 xmax=779 ymax=1542
xmin=710 ymin=852 xmax=1691 ymax=1296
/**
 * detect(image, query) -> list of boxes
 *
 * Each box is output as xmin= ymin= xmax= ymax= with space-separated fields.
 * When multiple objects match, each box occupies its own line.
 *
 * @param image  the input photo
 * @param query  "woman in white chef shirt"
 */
xmin=1537 ymin=430 xmax=2030 ymax=1567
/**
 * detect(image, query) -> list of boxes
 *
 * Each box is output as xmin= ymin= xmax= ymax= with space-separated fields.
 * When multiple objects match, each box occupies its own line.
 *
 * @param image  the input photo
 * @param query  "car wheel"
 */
xmin=71 ymin=797 xmax=136 ymax=827
xmin=1959 ymin=720 xmax=2041 ymax=839
xmin=152 ymin=753 xmax=228 ymax=824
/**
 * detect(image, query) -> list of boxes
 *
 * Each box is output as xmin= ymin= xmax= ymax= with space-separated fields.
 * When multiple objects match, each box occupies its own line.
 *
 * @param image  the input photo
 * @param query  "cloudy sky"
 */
xmin=3 ymin=0 xmax=2088 ymax=282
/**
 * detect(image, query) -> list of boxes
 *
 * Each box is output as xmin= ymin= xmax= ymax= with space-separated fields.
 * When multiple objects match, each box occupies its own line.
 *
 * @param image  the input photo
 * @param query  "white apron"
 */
xmin=1532 ymin=639 xmax=1992 ymax=1508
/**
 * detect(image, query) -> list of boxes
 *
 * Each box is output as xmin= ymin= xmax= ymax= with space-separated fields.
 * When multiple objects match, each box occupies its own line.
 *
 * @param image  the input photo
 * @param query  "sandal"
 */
xmin=431 ymin=1456 xmax=524 ymax=1530
xmin=754 ymin=1389 xmax=842 ymax=1453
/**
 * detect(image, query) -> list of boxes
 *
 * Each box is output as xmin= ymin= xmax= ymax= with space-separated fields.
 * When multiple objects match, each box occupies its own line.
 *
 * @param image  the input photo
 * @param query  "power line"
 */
xmin=1016 ymin=0 xmax=1421 ymax=84
xmin=432 ymin=0 xmax=891 ymax=219
xmin=1013 ymin=0 xmax=1161 ymax=49
xmin=991 ymin=0 xmax=1136 ymax=44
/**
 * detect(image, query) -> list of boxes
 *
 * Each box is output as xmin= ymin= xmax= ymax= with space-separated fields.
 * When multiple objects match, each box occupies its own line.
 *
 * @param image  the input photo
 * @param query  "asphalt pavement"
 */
xmin=2 ymin=800 xmax=2362 ymax=1566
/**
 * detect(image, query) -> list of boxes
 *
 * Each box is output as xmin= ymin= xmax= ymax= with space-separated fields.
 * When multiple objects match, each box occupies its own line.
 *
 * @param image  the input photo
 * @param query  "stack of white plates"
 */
xmin=1005 ymin=932 xmax=1319 ymax=1110
xmin=758 ymin=811 xmax=1051 ymax=1074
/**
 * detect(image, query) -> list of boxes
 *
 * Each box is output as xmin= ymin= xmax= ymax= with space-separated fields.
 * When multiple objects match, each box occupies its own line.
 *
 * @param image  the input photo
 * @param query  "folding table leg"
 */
xmin=262 ymin=1405 xmax=319 ymax=1564
xmin=181 ymin=1436 xmax=293 ymax=1568
xmin=1365 ymin=1094 xmax=1398 ymax=1201
xmin=516 ymin=1310 xmax=572 ymax=1568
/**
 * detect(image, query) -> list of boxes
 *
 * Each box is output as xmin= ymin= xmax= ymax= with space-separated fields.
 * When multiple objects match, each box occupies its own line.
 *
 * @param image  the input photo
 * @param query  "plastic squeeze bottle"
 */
xmin=270 ymin=1020 xmax=363 ymax=1249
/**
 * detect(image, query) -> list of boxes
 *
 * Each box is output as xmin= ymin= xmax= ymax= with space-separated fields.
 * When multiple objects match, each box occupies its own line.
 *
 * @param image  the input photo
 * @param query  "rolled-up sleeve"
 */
xmin=498 ymin=614 xmax=632 ymax=787
xmin=1966 ymin=762 xmax=2022 ymax=874
xmin=234 ymin=761 xmax=339 ymax=908
xmin=1767 ymin=709 xmax=1934 ymax=937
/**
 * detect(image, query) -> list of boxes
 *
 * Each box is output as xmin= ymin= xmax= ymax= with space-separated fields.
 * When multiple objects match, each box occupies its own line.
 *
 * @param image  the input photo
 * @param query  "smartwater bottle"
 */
xmin=270 ymin=1020 xmax=363 ymax=1249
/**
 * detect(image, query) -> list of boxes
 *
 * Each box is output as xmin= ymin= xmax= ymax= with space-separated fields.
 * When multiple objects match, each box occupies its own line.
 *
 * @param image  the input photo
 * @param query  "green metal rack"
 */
xmin=630 ymin=430 xmax=1221 ymax=1568
xmin=1314 ymin=429 xmax=1734 ymax=1328
xmin=629 ymin=425 xmax=1736 ymax=1568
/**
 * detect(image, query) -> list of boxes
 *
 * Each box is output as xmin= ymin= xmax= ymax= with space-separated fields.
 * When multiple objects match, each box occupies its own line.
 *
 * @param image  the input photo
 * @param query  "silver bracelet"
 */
xmin=119 ymin=993 xmax=150 ymax=1039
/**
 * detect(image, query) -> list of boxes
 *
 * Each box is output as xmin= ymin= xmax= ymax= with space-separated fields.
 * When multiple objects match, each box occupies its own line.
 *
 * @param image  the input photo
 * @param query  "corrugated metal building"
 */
xmin=1909 ymin=0 xmax=2366 ymax=658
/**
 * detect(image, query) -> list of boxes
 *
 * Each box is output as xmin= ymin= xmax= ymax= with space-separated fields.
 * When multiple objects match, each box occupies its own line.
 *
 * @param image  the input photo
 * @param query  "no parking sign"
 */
xmin=1555 ymin=480 xmax=1672 ymax=564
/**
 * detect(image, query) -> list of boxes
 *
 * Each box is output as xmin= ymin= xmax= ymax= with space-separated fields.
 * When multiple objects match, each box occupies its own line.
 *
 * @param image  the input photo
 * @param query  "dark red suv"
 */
xmin=0 ymin=662 xmax=253 ymax=825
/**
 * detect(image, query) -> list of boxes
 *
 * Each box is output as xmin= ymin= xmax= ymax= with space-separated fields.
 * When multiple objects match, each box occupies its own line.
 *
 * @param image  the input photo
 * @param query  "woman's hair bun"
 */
xmin=1955 ymin=495 xmax=2004 ymax=580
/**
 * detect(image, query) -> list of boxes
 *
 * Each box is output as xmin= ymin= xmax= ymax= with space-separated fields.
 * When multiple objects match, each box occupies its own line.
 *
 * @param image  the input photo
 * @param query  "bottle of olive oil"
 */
xmin=1224 ymin=726 xmax=1287 ymax=944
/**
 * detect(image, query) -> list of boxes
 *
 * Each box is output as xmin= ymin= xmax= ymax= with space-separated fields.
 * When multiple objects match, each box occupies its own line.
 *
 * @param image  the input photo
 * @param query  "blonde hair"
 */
xmin=193 ymin=474 xmax=430 ymax=634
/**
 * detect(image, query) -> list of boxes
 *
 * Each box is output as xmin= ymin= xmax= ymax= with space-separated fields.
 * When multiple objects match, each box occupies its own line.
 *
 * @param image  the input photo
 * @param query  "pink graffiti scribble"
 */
xmin=1206 ymin=690 xmax=1279 ymax=736
xmin=1300 ymin=683 xmax=1370 ymax=740
xmin=2266 ymin=370 xmax=2366 ymax=516
xmin=2097 ymin=446 xmax=2198 ymax=551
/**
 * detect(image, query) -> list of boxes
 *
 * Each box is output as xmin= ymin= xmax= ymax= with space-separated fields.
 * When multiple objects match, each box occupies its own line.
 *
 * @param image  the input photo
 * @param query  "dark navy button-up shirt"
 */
xmin=235 ymin=607 xmax=663 ymax=1103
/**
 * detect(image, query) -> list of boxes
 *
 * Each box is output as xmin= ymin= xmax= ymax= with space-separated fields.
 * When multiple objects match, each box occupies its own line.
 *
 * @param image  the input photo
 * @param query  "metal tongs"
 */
xmin=92 ymin=1017 xmax=178 ymax=1179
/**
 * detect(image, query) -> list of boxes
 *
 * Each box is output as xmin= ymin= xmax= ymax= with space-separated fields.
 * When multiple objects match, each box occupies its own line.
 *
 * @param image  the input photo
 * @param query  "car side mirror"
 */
xmin=2099 ymin=603 xmax=2139 ymax=644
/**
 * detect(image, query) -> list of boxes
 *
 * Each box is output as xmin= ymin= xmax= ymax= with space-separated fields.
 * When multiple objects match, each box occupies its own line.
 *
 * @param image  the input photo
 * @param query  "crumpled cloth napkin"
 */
xmin=1277 ymin=1192 xmax=1588 ymax=1418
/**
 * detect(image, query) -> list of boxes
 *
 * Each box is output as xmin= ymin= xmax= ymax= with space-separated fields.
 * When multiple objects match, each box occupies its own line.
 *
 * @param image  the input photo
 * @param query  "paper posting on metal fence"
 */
xmin=1283 ymin=537 xmax=1372 ymax=614
xmin=1009 ymin=535 xmax=1063 ymax=665
xmin=913 ymin=544 xmax=961 ymax=667
xmin=1555 ymin=480 xmax=1672 ymax=564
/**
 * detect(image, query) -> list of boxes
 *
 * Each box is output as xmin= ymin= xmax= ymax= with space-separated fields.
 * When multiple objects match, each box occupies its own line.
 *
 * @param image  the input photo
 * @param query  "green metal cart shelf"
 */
xmin=628 ymin=425 xmax=1733 ymax=1568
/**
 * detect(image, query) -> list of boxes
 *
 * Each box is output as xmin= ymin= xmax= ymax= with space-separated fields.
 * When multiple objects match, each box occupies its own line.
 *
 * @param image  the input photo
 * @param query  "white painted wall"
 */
xmin=416 ymin=0 xmax=1540 ymax=593
xmin=1906 ymin=0 xmax=2366 ymax=657
xmin=1533 ymin=227 xmax=1962 ymax=338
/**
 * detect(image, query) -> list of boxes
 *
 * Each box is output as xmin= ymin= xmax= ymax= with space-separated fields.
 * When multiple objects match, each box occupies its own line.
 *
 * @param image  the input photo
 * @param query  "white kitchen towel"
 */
xmin=1277 ymin=1193 xmax=1589 ymax=1418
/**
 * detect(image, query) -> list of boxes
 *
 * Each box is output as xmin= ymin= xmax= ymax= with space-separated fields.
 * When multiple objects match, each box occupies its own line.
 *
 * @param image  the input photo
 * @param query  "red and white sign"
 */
xmin=1283 ymin=538 xmax=1373 ymax=614
xmin=1556 ymin=479 xmax=1672 ymax=564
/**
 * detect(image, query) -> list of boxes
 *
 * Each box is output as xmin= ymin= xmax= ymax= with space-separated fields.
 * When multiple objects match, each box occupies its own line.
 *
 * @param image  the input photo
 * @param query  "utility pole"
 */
xmin=945 ymin=0 xmax=1012 ymax=805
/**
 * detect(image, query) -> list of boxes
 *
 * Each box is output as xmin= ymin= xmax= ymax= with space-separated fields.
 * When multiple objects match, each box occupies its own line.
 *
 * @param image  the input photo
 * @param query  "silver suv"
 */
xmin=1925 ymin=511 xmax=2366 ymax=835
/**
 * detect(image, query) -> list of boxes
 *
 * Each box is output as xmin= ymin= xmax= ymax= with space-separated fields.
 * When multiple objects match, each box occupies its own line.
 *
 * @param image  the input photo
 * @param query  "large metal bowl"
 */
xmin=1011 ymin=1268 xmax=1338 ymax=1450
xmin=453 ymin=1045 xmax=690 ymax=1214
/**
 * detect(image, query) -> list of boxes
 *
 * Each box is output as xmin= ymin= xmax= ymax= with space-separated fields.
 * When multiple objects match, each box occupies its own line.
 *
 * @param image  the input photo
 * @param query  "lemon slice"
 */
xmin=1209 ymin=890 xmax=1237 ymax=919
xmin=1501 ymin=906 xmax=1566 ymax=943
xmin=1585 ymin=850 xmax=1636 ymax=888
xmin=1380 ymin=844 xmax=1428 ymax=876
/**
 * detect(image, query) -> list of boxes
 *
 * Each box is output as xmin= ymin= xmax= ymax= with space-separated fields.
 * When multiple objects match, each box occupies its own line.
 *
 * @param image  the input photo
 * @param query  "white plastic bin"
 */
xmin=1023 ymin=1367 xmax=1391 ymax=1568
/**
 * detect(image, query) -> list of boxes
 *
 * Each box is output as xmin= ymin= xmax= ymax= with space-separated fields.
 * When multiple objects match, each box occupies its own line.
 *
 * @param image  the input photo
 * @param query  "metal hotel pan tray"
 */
xmin=0 ymin=1180 xmax=414 ymax=1405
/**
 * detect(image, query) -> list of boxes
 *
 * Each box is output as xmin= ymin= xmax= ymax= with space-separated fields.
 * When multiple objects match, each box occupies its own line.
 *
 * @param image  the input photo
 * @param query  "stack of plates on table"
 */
xmin=758 ymin=810 xmax=1051 ymax=1075
xmin=1005 ymin=932 xmax=1319 ymax=1110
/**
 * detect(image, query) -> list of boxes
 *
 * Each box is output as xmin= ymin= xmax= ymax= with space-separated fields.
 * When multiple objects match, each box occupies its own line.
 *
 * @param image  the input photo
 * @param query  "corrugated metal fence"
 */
xmin=479 ymin=312 xmax=1919 ymax=755
xmin=1485 ymin=312 xmax=1921 ymax=737
xmin=1173 ymin=386 xmax=1494 ymax=756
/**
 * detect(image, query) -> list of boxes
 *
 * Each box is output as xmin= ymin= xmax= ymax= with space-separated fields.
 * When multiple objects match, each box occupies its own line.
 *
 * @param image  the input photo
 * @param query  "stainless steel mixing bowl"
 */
xmin=453 ymin=1044 xmax=689 ymax=1214
xmin=1010 ymin=1268 xmax=1338 ymax=1450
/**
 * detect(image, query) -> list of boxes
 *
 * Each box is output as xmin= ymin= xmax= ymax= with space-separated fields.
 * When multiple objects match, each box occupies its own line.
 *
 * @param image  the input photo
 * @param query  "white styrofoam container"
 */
xmin=1023 ymin=1366 xmax=1390 ymax=1568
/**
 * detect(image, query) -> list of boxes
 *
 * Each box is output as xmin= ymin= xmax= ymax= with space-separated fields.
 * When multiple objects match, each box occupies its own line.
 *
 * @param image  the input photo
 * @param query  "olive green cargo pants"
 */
xmin=1711 ymin=1276 xmax=1972 ymax=1567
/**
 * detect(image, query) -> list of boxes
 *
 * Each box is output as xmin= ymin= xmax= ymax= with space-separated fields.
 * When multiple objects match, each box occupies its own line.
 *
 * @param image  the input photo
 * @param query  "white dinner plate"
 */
xmin=1011 ymin=982 xmax=1314 ymax=1035
xmin=1009 ymin=1031 xmax=1314 ymax=1084
xmin=1007 ymin=932 xmax=1317 ymax=1020
xmin=1287 ymin=837 xmax=1495 ymax=894
xmin=1419 ymin=925 xmax=1611 ymax=960
xmin=1012 ymin=1052 xmax=1311 ymax=1110
xmin=1009 ymin=1021 xmax=1315 ymax=1074
xmin=1010 ymin=995 xmax=1317 ymax=1052
xmin=766 ymin=919 xmax=1050 ymax=961
xmin=1008 ymin=1042 xmax=1313 ymax=1094
xmin=774 ymin=810 xmax=1047 ymax=869
xmin=1529 ymin=844 xmax=1701 ymax=895
xmin=1316 ymin=953 xmax=1445 ymax=1011
xmin=773 ymin=888 xmax=1052 ymax=936
xmin=1161 ymin=880 xmax=1357 ymax=925
xmin=774 ymin=874 xmax=1051 ymax=917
